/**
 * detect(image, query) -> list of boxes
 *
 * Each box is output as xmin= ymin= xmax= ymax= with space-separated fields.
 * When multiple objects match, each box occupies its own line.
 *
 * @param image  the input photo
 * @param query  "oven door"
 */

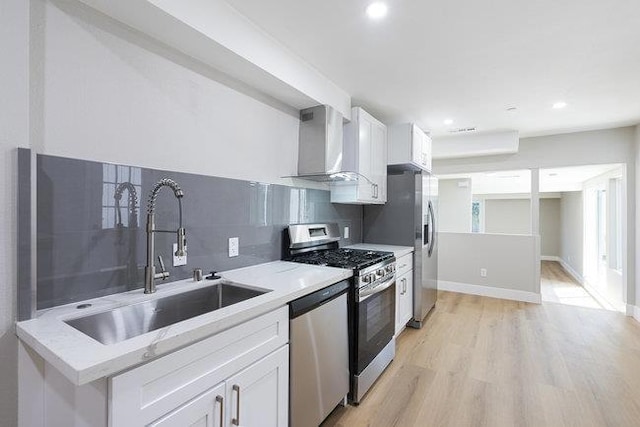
xmin=355 ymin=277 xmax=396 ymax=374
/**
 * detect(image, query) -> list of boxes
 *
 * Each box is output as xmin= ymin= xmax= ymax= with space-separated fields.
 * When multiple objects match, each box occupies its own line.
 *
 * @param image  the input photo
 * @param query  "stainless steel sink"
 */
xmin=65 ymin=282 xmax=270 ymax=345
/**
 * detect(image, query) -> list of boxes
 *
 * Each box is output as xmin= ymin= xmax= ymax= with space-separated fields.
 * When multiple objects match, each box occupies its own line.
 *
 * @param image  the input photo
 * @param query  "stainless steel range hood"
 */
xmin=289 ymin=105 xmax=364 ymax=182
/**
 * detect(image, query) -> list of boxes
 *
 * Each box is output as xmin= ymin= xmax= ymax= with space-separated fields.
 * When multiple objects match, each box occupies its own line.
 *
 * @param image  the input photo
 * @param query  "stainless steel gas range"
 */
xmin=285 ymin=223 xmax=397 ymax=404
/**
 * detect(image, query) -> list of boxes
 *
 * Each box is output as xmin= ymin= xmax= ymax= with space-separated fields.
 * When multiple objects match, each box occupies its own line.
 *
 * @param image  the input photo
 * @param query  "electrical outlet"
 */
xmin=344 ymin=226 xmax=350 ymax=239
xmin=172 ymin=243 xmax=187 ymax=266
xmin=480 ymin=268 xmax=487 ymax=278
xmin=228 ymin=237 xmax=239 ymax=257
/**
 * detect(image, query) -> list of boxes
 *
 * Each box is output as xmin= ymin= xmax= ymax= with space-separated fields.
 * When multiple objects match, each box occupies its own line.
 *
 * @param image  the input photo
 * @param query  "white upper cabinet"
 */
xmin=388 ymin=123 xmax=432 ymax=172
xmin=331 ymin=107 xmax=387 ymax=204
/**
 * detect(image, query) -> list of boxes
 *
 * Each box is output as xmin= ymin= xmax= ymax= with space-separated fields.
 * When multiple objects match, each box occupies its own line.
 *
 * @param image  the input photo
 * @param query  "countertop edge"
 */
xmin=16 ymin=262 xmax=353 ymax=386
xmin=345 ymin=243 xmax=414 ymax=258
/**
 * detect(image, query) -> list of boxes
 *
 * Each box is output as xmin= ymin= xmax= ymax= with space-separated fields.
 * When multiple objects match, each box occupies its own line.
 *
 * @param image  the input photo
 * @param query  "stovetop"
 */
xmin=288 ymin=248 xmax=394 ymax=270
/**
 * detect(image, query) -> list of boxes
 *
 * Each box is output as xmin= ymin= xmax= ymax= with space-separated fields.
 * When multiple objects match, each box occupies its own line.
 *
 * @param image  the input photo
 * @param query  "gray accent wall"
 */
xmin=438 ymin=232 xmax=538 ymax=293
xmin=540 ymin=198 xmax=561 ymax=257
xmin=37 ymin=154 xmax=363 ymax=309
xmin=560 ymin=191 xmax=584 ymax=278
xmin=484 ymin=199 xmax=531 ymax=234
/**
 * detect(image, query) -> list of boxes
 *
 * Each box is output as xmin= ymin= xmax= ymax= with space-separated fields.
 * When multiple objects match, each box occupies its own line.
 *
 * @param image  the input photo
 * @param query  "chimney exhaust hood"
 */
xmin=287 ymin=105 xmax=370 ymax=183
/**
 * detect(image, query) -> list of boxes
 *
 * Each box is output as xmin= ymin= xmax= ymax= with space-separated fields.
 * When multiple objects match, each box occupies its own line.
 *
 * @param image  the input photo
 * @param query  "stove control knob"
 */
xmin=385 ymin=265 xmax=394 ymax=273
xmin=376 ymin=269 xmax=385 ymax=277
xmin=362 ymin=275 xmax=372 ymax=284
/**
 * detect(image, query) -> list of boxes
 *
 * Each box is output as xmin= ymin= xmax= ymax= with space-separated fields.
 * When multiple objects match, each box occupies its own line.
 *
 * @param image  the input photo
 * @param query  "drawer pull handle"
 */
xmin=216 ymin=395 xmax=224 ymax=427
xmin=232 ymin=384 xmax=241 ymax=425
xmin=399 ymin=264 xmax=407 ymax=269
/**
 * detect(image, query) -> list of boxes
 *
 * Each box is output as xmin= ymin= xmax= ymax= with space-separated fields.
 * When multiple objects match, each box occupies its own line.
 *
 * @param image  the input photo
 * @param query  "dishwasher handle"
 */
xmin=289 ymin=279 xmax=350 ymax=319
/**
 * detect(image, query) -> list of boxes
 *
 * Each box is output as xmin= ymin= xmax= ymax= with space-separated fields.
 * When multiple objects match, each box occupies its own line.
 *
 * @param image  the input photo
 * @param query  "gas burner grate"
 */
xmin=289 ymin=248 xmax=393 ymax=270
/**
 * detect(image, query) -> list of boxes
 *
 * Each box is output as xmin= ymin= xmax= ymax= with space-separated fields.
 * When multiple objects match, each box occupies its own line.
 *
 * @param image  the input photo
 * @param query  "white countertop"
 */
xmin=346 ymin=243 xmax=414 ymax=258
xmin=16 ymin=261 xmax=352 ymax=386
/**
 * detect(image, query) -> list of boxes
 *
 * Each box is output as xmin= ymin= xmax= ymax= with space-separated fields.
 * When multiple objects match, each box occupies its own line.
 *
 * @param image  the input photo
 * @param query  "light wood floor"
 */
xmin=322 ymin=291 xmax=640 ymax=427
xmin=541 ymin=261 xmax=603 ymax=310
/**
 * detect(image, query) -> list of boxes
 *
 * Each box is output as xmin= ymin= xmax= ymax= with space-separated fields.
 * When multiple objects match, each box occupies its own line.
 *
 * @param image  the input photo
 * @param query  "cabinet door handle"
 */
xmin=232 ymin=384 xmax=240 ymax=426
xmin=216 ymin=395 xmax=224 ymax=427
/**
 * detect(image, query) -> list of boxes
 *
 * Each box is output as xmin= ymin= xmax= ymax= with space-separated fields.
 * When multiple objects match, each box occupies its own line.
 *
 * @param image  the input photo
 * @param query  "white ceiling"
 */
xmin=440 ymin=164 xmax=622 ymax=194
xmin=225 ymin=0 xmax=640 ymax=137
xmin=539 ymin=164 xmax=623 ymax=192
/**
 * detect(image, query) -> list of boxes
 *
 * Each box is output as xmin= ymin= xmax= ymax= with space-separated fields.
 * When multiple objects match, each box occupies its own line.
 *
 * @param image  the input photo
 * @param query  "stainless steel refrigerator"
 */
xmin=363 ymin=170 xmax=438 ymax=328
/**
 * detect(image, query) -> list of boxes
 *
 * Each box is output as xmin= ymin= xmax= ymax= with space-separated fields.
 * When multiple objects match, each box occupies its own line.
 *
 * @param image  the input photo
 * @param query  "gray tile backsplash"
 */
xmin=37 ymin=154 xmax=363 ymax=309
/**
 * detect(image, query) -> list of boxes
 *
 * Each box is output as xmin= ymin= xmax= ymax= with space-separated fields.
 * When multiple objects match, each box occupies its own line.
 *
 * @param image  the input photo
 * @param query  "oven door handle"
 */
xmin=359 ymin=276 xmax=395 ymax=301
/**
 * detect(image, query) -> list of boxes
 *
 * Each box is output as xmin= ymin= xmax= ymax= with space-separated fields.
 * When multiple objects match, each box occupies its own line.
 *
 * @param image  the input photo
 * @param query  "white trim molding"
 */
xmin=439 ymin=280 xmax=542 ymax=304
xmin=630 ymin=305 xmax=640 ymax=323
xmin=558 ymin=259 xmax=585 ymax=285
xmin=541 ymin=255 xmax=561 ymax=262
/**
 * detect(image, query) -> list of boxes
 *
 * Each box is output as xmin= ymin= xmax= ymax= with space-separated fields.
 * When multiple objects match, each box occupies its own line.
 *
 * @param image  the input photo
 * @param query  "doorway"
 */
xmin=539 ymin=164 xmax=626 ymax=312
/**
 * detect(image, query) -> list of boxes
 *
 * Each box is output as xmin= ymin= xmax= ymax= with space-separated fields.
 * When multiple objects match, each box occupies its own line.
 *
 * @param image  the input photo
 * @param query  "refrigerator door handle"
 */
xmin=424 ymin=223 xmax=429 ymax=246
xmin=428 ymin=201 xmax=436 ymax=257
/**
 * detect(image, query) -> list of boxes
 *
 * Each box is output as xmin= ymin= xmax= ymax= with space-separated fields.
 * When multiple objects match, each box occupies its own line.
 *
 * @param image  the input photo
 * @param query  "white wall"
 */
xmin=484 ymin=199 xmax=531 ymax=234
xmin=438 ymin=232 xmax=539 ymax=296
xmin=435 ymin=127 xmax=637 ymax=174
xmin=434 ymin=127 xmax=636 ymax=307
xmin=4 ymin=0 xmax=332 ymax=423
xmin=36 ymin=0 xmax=322 ymax=189
xmin=560 ymin=191 xmax=584 ymax=279
xmin=636 ymin=125 xmax=640 ymax=317
xmin=540 ymin=198 xmax=561 ymax=257
xmin=438 ymin=178 xmax=471 ymax=232
xmin=0 ymin=0 xmax=29 ymax=424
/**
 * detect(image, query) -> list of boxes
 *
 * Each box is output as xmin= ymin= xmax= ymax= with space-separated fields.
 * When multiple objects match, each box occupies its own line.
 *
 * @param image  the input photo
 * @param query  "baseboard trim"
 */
xmin=558 ymin=258 xmax=585 ymax=285
xmin=541 ymin=255 xmax=561 ymax=262
xmin=630 ymin=305 xmax=640 ymax=323
xmin=439 ymin=280 xmax=542 ymax=304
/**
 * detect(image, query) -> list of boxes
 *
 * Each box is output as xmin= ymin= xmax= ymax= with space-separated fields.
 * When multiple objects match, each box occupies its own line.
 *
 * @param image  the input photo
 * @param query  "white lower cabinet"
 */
xmin=395 ymin=271 xmax=413 ymax=335
xmin=149 ymin=346 xmax=288 ymax=427
xmin=20 ymin=306 xmax=290 ymax=427
xmin=395 ymin=252 xmax=414 ymax=336
xmin=150 ymin=382 xmax=226 ymax=427
xmin=225 ymin=346 xmax=288 ymax=427
xmin=110 ymin=306 xmax=289 ymax=427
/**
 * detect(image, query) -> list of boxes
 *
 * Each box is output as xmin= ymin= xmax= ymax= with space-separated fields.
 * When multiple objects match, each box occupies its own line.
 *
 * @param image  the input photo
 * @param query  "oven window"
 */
xmin=356 ymin=282 xmax=395 ymax=373
xmin=366 ymin=295 xmax=388 ymax=341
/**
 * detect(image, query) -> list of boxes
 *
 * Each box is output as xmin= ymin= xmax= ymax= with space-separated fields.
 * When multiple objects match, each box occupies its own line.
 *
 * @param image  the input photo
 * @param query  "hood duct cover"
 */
xmin=296 ymin=105 xmax=344 ymax=179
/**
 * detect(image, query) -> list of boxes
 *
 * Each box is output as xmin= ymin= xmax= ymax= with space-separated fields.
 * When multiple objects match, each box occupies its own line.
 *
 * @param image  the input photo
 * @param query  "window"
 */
xmin=471 ymin=200 xmax=483 ymax=233
xmin=102 ymin=164 xmax=142 ymax=229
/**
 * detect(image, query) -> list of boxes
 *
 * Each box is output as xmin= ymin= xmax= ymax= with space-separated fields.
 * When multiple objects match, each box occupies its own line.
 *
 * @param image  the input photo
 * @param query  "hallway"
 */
xmin=541 ymin=260 xmax=604 ymax=310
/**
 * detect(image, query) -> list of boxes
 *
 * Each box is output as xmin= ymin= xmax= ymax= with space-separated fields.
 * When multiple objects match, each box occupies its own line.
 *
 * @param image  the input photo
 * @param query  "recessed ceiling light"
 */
xmin=552 ymin=101 xmax=567 ymax=109
xmin=443 ymin=119 xmax=454 ymax=125
xmin=366 ymin=2 xmax=388 ymax=20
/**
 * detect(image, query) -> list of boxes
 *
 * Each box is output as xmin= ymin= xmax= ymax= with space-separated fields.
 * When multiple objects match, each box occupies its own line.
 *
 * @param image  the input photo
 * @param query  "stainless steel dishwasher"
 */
xmin=289 ymin=279 xmax=350 ymax=427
